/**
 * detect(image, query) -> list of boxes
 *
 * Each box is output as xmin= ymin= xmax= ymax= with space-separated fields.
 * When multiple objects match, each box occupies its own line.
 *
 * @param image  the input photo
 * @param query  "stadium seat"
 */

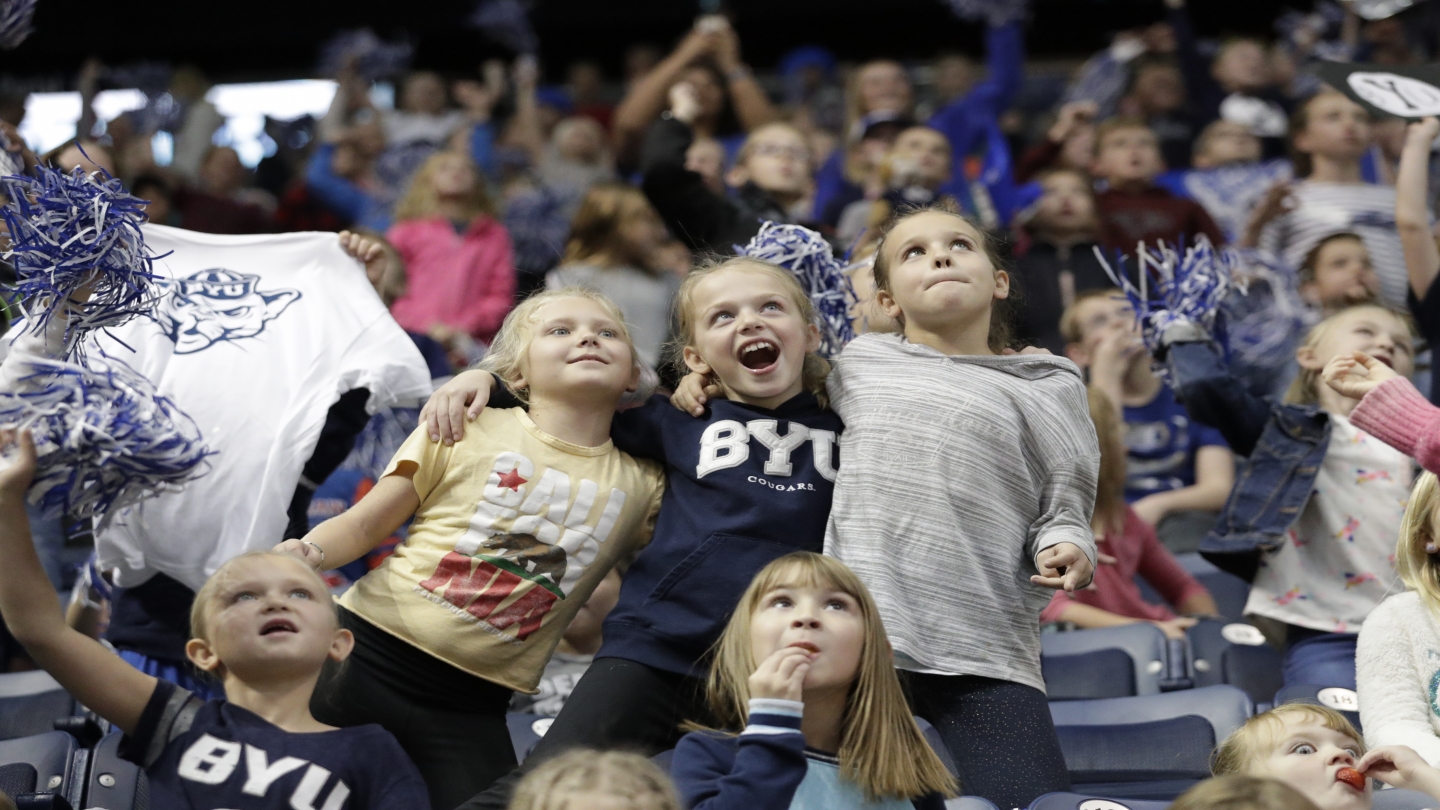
xmin=506 ymin=713 xmax=552 ymax=762
xmin=1374 ymin=788 xmax=1437 ymax=809
xmin=1028 ymin=792 xmax=1168 ymax=810
xmin=1273 ymin=684 xmax=1362 ymax=732
xmin=82 ymin=732 xmax=145 ymax=810
xmin=1186 ymin=620 xmax=1284 ymax=704
xmin=0 ymin=731 xmax=80 ymax=807
xmin=916 ymin=716 xmax=959 ymax=778
xmin=946 ymin=797 xmax=1000 ymax=810
xmin=1041 ymin=624 xmax=1169 ymax=699
xmin=1176 ymin=554 xmax=1250 ymax=622
xmin=0 ymin=672 xmax=78 ymax=742
xmin=1048 ymin=685 xmax=1253 ymax=800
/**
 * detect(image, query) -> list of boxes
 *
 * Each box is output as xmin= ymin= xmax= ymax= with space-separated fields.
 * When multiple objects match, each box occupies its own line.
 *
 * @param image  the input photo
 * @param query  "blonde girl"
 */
xmin=819 ymin=202 xmax=1098 ymax=809
xmin=671 ymin=552 xmax=955 ymax=810
xmin=275 ymin=288 xmax=666 ymax=808
xmin=422 ymin=257 xmax=843 ymax=810
xmin=507 ymin=750 xmax=681 ymax=810
xmin=1159 ymin=304 xmax=1416 ymax=693
xmin=0 ymin=430 xmax=430 ymax=808
xmin=387 ymin=149 xmax=517 ymax=352
xmin=547 ymin=184 xmax=680 ymax=369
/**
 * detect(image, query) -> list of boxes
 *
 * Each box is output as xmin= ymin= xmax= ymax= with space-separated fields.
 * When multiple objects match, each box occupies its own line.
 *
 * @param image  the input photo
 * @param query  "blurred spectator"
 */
xmin=43 ymin=138 xmax=115 ymax=175
xmin=684 ymin=135 xmax=726 ymax=195
xmin=387 ymin=70 xmax=467 ymax=148
xmin=568 ymin=61 xmax=614 ymax=131
xmin=304 ymin=116 xmax=390 ymax=231
xmin=132 ymin=173 xmax=181 ymax=227
xmin=778 ymin=46 xmax=844 ymax=134
xmin=1060 ymin=22 xmax=1176 ymax=121
xmin=1016 ymin=100 xmax=1098 ymax=183
xmin=173 ymin=146 xmax=273 ymax=235
xmin=1153 ymin=120 xmax=1293 ymax=244
xmin=546 ymin=184 xmax=680 ymax=371
xmin=834 ymin=125 xmax=965 ymax=248
xmin=0 ymin=92 xmax=25 ymax=127
xmin=623 ymin=43 xmax=662 ymax=88
xmin=1091 ymin=118 xmax=1225 ymax=256
xmin=1011 ymin=168 xmax=1111 ymax=355
xmin=1116 ymin=55 xmax=1195 ymax=170
xmin=168 ymin=65 xmax=225 ymax=185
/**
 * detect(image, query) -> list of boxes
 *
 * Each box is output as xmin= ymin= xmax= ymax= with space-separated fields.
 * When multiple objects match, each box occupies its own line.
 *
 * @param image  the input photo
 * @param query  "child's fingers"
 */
xmin=1030 ymin=574 xmax=1067 ymax=590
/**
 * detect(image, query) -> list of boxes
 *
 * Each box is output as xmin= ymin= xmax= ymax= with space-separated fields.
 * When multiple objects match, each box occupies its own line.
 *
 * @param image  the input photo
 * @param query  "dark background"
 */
xmin=0 ymin=0 xmax=1308 ymax=85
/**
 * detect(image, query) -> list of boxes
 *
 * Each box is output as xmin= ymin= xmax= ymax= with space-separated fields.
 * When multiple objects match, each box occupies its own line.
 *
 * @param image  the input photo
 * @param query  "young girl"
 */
xmin=422 ymin=257 xmax=844 ymax=810
xmin=507 ymin=750 xmax=681 ymax=810
xmin=1208 ymin=703 xmax=1440 ymax=810
xmin=1169 ymin=775 xmax=1322 ymax=810
xmin=0 ymin=431 xmax=430 ymax=809
xmin=671 ymin=552 xmax=956 ymax=810
xmin=387 ymin=150 xmax=517 ymax=357
xmin=1160 ymin=303 xmax=1417 ymax=691
xmin=275 ymin=288 xmax=666 ymax=808
xmin=546 ymin=184 xmax=680 ymax=370
xmin=819 ymin=203 xmax=1099 ymax=809
xmin=1041 ymin=386 xmax=1218 ymax=638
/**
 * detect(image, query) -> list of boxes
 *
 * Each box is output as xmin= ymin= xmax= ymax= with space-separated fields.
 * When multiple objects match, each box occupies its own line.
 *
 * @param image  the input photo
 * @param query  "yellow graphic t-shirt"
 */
xmin=340 ymin=408 xmax=664 ymax=693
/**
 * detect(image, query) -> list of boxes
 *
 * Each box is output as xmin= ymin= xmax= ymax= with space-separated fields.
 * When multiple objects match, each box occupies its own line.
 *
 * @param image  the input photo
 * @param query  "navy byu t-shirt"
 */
xmin=120 ymin=680 xmax=429 ymax=809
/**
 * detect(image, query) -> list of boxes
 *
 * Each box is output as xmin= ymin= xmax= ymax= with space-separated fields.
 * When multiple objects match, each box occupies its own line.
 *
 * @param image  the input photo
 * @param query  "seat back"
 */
xmin=0 ymin=762 xmax=37 ymax=796
xmin=1027 ymin=792 xmax=1169 ymax=810
xmin=0 ymin=672 xmax=77 ymax=742
xmin=1273 ymin=685 xmax=1362 ymax=731
xmin=915 ymin=716 xmax=958 ymax=777
xmin=1373 ymin=788 xmax=1437 ymax=809
xmin=0 ymin=731 xmax=78 ymax=802
xmin=1042 ymin=624 xmax=1169 ymax=699
xmin=1175 ymin=554 xmax=1250 ymax=622
xmin=506 ymin=713 xmax=552 ymax=763
xmin=83 ymin=732 xmax=146 ymax=810
xmin=946 ymin=798 xmax=1000 ymax=810
xmin=1186 ymin=620 xmax=1284 ymax=704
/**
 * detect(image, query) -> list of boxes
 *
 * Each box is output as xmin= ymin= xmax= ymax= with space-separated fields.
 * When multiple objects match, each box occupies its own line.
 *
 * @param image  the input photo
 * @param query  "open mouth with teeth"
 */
xmin=260 ymin=618 xmax=298 ymax=636
xmin=739 ymin=340 xmax=779 ymax=371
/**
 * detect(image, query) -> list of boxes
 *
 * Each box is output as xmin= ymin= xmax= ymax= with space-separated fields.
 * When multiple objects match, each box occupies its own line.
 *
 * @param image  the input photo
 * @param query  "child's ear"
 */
xmin=329 ymin=628 xmax=355 ymax=663
xmin=876 ymin=289 xmax=903 ymax=322
xmin=624 ymin=360 xmax=642 ymax=394
xmin=993 ymin=270 xmax=1010 ymax=301
xmin=804 ymin=322 xmax=821 ymax=354
xmin=1296 ymin=343 xmax=1324 ymax=371
xmin=185 ymin=637 xmax=222 ymax=674
xmin=683 ymin=346 xmax=713 ymax=376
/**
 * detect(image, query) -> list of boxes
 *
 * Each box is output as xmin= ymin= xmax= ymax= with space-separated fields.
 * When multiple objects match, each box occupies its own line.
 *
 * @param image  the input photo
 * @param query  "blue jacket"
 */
xmin=673 ymin=700 xmax=946 ymax=810
xmin=1167 ymin=340 xmax=1330 ymax=582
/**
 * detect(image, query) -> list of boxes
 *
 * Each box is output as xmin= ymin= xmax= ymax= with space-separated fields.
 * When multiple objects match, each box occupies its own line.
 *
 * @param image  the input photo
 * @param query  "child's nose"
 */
xmin=1327 ymin=746 xmax=1356 ymax=766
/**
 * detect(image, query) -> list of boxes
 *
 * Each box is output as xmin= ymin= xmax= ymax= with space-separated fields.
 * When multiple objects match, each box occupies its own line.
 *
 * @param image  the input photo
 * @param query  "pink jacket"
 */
xmin=1041 ymin=505 xmax=1212 ymax=624
xmin=387 ymin=216 xmax=516 ymax=343
xmin=1349 ymin=376 xmax=1440 ymax=473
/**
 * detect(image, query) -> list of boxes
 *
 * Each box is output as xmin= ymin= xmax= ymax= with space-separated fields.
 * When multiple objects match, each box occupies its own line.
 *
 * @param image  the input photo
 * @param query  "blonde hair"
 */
xmin=1170 ymin=775 xmax=1322 ymax=810
xmin=1088 ymin=386 xmax=1127 ymax=534
xmin=1283 ymin=304 xmax=1411 ymax=406
xmin=1397 ymin=472 xmax=1440 ymax=619
xmin=1212 ymin=704 xmax=1364 ymax=777
xmin=480 ymin=287 xmax=654 ymax=406
xmin=507 ymin=750 xmax=681 ymax=810
xmin=190 ymin=552 xmax=338 ymax=642
xmin=562 ymin=184 xmax=661 ymax=268
xmin=670 ymin=257 xmax=831 ymax=408
xmin=1059 ymin=287 xmax=1126 ymax=346
xmin=393 ymin=150 xmax=495 ymax=224
xmin=734 ymin=122 xmax=810 ymax=169
xmin=700 ymin=552 xmax=958 ymax=801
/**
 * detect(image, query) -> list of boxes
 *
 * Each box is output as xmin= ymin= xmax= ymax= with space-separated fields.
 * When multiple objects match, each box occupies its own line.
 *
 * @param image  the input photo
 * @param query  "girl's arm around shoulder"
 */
xmin=610 ymin=394 xmax=670 ymax=463
xmin=671 ymin=701 xmax=809 ymax=810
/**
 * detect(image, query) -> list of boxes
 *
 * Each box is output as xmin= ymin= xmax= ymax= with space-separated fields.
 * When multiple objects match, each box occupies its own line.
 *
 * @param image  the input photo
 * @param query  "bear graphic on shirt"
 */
xmin=155 ymin=269 xmax=302 ymax=354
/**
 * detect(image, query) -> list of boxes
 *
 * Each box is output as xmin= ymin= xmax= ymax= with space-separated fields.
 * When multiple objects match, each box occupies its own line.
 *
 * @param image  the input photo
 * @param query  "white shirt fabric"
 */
xmin=89 ymin=225 xmax=433 ymax=590
xmin=1246 ymin=414 xmax=1413 ymax=633
xmin=1259 ymin=181 xmax=1407 ymax=309
xmin=1357 ymin=590 xmax=1440 ymax=766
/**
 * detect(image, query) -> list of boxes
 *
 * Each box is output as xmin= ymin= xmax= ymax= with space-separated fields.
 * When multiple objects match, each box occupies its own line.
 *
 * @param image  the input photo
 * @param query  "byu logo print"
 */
xmin=155 ymin=269 xmax=302 ymax=354
xmin=1347 ymin=72 xmax=1440 ymax=117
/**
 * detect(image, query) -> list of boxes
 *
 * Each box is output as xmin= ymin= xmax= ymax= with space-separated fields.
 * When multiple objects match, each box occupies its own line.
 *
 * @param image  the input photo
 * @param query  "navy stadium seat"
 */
xmin=0 ymin=731 xmax=81 ymax=807
xmin=1186 ymin=620 xmax=1284 ymax=704
xmin=83 ymin=732 xmax=146 ymax=810
xmin=916 ymin=716 xmax=959 ymax=778
xmin=506 ymin=713 xmax=551 ymax=762
xmin=946 ymin=798 xmax=1000 ymax=810
xmin=1374 ymin=788 xmax=1438 ymax=809
xmin=1176 ymin=554 xmax=1250 ymax=622
xmin=1041 ymin=624 xmax=1169 ymax=699
xmin=1048 ymin=685 xmax=1253 ymax=800
xmin=1274 ymin=684 xmax=1362 ymax=732
xmin=1028 ymin=792 xmax=1168 ymax=810
xmin=0 ymin=672 xmax=78 ymax=742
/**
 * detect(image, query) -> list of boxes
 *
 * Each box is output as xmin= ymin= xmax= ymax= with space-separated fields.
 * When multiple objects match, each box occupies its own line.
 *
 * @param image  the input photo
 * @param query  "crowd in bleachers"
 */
xmin=3 ymin=1 xmax=1440 ymax=809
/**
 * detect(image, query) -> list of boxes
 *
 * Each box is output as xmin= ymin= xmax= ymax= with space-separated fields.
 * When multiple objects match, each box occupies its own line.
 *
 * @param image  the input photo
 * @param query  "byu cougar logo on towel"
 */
xmin=155 ymin=269 xmax=302 ymax=354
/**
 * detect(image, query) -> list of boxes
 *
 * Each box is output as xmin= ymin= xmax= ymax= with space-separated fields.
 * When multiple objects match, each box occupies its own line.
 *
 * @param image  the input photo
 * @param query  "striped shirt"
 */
xmin=1259 ymin=181 xmax=1407 ymax=309
xmin=823 ymin=333 xmax=1099 ymax=691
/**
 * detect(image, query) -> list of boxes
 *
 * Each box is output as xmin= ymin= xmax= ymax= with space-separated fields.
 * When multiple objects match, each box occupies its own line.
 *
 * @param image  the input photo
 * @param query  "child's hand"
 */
xmin=669 ymin=372 xmax=723 ymax=417
xmin=1047 ymin=101 xmax=1097 ymax=145
xmin=1405 ymin=117 xmax=1440 ymax=150
xmin=420 ymin=369 xmax=496 ymax=445
xmin=1150 ymin=616 xmax=1198 ymax=640
xmin=338 ymin=230 xmax=384 ymax=266
xmin=1032 ymin=542 xmax=1095 ymax=592
xmin=1359 ymin=745 xmax=1438 ymax=793
xmin=272 ymin=538 xmax=324 ymax=570
xmin=748 ymin=646 xmax=813 ymax=702
xmin=1322 ymin=351 xmax=1397 ymax=401
xmin=669 ymin=82 xmax=702 ymax=126
xmin=0 ymin=429 xmax=37 ymax=502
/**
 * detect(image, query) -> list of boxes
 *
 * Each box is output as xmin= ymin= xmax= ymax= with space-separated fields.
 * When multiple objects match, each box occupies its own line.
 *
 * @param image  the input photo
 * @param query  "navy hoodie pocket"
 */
xmin=643 ymin=533 xmax=795 ymax=646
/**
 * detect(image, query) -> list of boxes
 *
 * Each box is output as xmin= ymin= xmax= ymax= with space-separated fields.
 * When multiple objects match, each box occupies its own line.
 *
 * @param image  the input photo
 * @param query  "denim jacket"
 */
xmin=1166 ymin=340 xmax=1331 ymax=582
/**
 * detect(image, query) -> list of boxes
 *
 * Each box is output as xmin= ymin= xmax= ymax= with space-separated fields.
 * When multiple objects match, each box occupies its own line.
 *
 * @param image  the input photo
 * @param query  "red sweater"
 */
xmin=1041 ymin=505 xmax=1211 ymax=624
xmin=1096 ymin=185 xmax=1226 ymax=256
xmin=387 ymin=216 xmax=516 ymax=344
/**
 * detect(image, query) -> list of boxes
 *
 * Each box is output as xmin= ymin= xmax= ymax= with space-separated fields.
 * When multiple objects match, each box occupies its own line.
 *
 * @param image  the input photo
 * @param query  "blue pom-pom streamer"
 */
xmin=317 ymin=28 xmax=414 ymax=82
xmin=469 ymin=0 xmax=538 ymax=55
xmin=737 ymin=222 xmax=856 ymax=358
xmin=1094 ymin=236 xmax=1246 ymax=358
xmin=1 ymin=165 xmax=164 ymax=354
xmin=945 ymin=0 xmax=1028 ymax=26
xmin=0 ymin=0 xmax=37 ymax=49
xmin=0 ymin=351 xmax=211 ymax=530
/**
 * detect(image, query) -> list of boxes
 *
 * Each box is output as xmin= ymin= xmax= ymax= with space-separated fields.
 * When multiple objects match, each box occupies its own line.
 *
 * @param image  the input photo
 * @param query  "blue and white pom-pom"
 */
xmin=1 ymin=164 xmax=163 ymax=351
xmin=945 ymin=0 xmax=1028 ymax=26
xmin=317 ymin=28 xmax=414 ymax=81
xmin=1095 ymin=236 xmax=1245 ymax=356
xmin=0 ymin=0 xmax=37 ymax=49
xmin=0 ymin=351 xmax=211 ymax=529
xmin=469 ymin=0 xmax=538 ymax=54
xmin=738 ymin=222 xmax=856 ymax=358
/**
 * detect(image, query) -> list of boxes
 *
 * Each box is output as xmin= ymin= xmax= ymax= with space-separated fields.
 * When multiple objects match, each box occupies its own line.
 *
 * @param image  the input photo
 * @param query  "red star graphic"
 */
xmin=497 ymin=466 xmax=528 ymax=491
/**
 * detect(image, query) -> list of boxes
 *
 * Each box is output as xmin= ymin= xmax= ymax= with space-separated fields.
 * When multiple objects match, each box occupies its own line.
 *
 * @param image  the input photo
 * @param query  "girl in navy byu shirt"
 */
xmin=0 ymin=430 xmax=428 ymax=810
xmin=424 ymin=257 xmax=844 ymax=810
xmin=672 ymin=552 xmax=954 ymax=810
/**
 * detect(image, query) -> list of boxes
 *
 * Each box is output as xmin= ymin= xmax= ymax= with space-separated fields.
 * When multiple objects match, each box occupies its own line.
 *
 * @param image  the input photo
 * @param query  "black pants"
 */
xmin=313 ymin=609 xmax=517 ymax=810
xmin=906 ymin=672 xmax=1070 ymax=810
xmin=457 ymin=657 xmax=707 ymax=810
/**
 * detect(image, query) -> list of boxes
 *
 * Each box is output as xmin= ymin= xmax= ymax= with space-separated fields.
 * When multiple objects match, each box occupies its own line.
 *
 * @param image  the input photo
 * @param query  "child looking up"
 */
xmin=1091 ymin=118 xmax=1226 ymax=257
xmin=277 ymin=289 xmax=666 ymax=808
xmin=671 ymin=553 xmax=956 ymax=810
xmin=0 ymin=432 xmax=429 ymax=809
xmin=1011 ymin=168 xmax=1112 ymax=354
